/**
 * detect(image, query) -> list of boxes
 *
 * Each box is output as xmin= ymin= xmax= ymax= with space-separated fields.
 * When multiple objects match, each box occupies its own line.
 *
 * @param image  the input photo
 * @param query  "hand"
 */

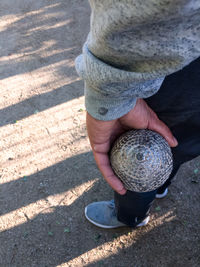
xmin=86 ymin=99 xmax=178 ymax=195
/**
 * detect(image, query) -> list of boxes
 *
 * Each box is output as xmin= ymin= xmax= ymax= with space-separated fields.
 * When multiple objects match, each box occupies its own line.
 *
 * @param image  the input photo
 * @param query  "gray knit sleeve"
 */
xmin=75 ymin=45 xmax=164 ymax=120
xmin=75 ymin=0 xmax=200 ymax=121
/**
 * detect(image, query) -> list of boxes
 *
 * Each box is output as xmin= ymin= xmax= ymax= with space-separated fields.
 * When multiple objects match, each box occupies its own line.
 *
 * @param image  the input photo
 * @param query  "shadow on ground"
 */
xmin=0 ymin=80 xmax=83 ymax=126
xmin=0 ymin=1 xmax=200 ymax=267
xmin=0 ymin=0 xmax=89 ymax=126
xmin=0 ymin=153 xmax=200 ymax=266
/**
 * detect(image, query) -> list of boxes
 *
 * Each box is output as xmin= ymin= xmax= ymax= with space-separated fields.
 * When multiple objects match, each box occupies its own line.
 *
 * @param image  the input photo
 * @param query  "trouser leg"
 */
xmin=114 ymin=57 xmax=200 ymax=227
xmin=114 ymin=190 xmax=157 ymax=227
xmin=114 ymin=163 xmax=180 ymax=228
xmin=158 ymin=113 xmax=200 ymax=192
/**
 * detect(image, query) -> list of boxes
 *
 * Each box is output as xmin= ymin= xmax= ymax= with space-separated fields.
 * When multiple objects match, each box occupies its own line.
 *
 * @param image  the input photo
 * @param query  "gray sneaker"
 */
xmin=85 ymin=200 xmax=149 ymax=229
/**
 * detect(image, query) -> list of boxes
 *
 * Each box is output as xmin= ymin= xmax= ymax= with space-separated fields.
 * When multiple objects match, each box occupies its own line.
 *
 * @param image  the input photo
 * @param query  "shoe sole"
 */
xmin=136 ymin=216 xmax=150 ymax=227
xmin=156 ymin=188 xmax=168 ymax=199
xmin=85 ymin=207 xmax=149 ymax=229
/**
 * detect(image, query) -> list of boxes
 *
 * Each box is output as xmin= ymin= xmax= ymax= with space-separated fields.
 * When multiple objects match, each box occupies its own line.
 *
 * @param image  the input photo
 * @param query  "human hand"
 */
xmin=86 ymin=99 xmax=178 ymax=195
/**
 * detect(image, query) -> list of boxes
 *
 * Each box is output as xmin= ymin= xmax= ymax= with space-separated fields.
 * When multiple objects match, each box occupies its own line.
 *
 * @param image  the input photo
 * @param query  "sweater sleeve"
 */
xmin=75 ymin=0 xmax=200 ymax=121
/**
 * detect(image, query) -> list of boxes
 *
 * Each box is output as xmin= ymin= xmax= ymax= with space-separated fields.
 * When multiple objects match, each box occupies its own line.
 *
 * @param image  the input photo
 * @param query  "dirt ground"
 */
xmin=0 ymin=1 xmax=199 ymax=266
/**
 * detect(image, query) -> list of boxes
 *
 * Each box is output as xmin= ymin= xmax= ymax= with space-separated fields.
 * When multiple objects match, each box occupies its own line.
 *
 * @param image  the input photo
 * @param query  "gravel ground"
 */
xmin=0 ymin=1 xmax=199 ymax=266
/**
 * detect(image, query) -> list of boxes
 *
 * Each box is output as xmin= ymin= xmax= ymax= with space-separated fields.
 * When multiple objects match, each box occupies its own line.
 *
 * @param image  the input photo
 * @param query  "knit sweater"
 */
xmin=75 ymin=0 xmax=200 ymax=121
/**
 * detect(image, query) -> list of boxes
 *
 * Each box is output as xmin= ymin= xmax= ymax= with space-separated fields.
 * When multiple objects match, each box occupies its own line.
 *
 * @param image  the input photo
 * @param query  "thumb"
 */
xmin=148 ymin=116 xmax=178 ymax=147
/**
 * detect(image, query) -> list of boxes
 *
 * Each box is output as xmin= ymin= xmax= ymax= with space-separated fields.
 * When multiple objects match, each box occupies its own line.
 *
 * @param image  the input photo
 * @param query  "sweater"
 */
xmin=75 ymin=0 xmax=200 ymax=121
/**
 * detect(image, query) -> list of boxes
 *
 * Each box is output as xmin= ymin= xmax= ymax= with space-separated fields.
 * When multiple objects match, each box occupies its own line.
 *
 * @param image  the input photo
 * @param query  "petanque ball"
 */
xmin=110 ymin=129 xmax=173 ymax=192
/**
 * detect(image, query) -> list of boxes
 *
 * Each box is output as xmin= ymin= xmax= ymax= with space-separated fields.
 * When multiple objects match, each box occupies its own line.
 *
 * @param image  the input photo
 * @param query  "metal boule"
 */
xmin=110 ymin=129 xmax=173 ymax=192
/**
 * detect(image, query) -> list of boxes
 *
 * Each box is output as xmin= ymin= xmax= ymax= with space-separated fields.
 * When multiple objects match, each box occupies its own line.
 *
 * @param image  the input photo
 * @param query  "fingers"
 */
xmin=148 ymin=115 xmax=178 ymax=147
xmin=120 ymin=99 xmax=178 ymax=147
xmin=86 ymin=112 xmax=126 ymax=195
xmin=93 ymin=147 xmax=127 ymax=195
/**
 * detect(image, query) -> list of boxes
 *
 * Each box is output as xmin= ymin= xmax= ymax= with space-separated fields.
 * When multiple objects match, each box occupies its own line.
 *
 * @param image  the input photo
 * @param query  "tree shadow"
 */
xmin=0 ymin=156 xmax=199 ymax=266
xmin=0 ymin=0 xmax=89 ymax=76
xmin=0 ymin=0 xmax=90 ymax=126
xmin=0 ymin=152 xmax=97 ymax=216
xmin=1 ymin=1 xmax=199 ymax=266
xmin=85 ymin=216 xmax=200 ymax=267
xmin=0 ymin=150 xmax=115 ymax=266
xmin=0 ymin=79 xmax=83 ymax=126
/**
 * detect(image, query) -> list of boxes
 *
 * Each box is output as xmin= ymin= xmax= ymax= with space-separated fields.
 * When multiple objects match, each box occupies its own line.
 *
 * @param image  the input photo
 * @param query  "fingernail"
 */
xmin=118 ymin=188 xmax=127 ymax=195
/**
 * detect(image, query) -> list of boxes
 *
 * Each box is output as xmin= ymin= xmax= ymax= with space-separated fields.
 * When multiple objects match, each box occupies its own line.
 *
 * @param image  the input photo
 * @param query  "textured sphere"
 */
xmin=110 ymin=129 xmax=173 ymax=192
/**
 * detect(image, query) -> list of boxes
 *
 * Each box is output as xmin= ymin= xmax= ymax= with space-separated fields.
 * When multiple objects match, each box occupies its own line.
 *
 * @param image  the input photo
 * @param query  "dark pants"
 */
xmin=114 ymin=57 xmax=200 ymax=227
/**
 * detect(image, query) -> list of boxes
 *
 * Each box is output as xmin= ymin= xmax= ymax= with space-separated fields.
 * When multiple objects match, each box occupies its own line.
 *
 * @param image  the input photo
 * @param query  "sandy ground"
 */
xmin=0 ymin=1 xmax=199 ymax=266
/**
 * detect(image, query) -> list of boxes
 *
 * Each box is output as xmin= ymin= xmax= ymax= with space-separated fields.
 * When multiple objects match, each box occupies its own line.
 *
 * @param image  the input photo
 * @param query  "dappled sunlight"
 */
xmin=64 ymin=210 xmax=177 ymax=267
xmin=0 ymin=96 xmax=88 ymax=183
xmin=0 ymin=0 xmax=84 ymax=103
xmin=0 ymin=58 xmax=79 ymax=109
xmin=0 ymin=179 xmax=98 ymax=232
xmin=1 ymin=1 xmax=198 ymax=266
xmin=0 ymin=2 xmax=65 ymax=32
xmin=26 ymin=19 xmax=72 ymax=34
xmin=65 ymin=241 xmax=122 ymax=266
xmin=151 ymin=210 xmax=176 ymax=225
xmin=0 ymin=42 xmax=75 ymax=63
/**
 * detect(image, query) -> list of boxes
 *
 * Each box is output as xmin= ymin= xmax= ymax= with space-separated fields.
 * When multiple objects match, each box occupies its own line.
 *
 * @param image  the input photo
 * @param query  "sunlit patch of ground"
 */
xmin=0 ymin=1 xmax=199 ymax=266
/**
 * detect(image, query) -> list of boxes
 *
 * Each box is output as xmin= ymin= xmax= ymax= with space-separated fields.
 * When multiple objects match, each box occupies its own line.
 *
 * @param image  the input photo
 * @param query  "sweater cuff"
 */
xmin=75 ymin=45 xmax=165 ymax=121
xmin=84 ymin=81 xmax=137 ymax=120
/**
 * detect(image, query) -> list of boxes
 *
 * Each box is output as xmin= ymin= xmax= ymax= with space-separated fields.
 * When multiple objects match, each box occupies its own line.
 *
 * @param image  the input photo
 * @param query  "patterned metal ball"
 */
xmin=110 ymin=129 xmax=173 ymax=192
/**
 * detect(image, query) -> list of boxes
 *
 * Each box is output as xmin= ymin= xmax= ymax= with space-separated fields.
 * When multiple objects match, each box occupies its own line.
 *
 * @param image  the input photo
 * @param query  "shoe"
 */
xmin=85 ymin=200 xmax=149 ymax=229
xmin=156 ymin=188 xmax=168 ymax=199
